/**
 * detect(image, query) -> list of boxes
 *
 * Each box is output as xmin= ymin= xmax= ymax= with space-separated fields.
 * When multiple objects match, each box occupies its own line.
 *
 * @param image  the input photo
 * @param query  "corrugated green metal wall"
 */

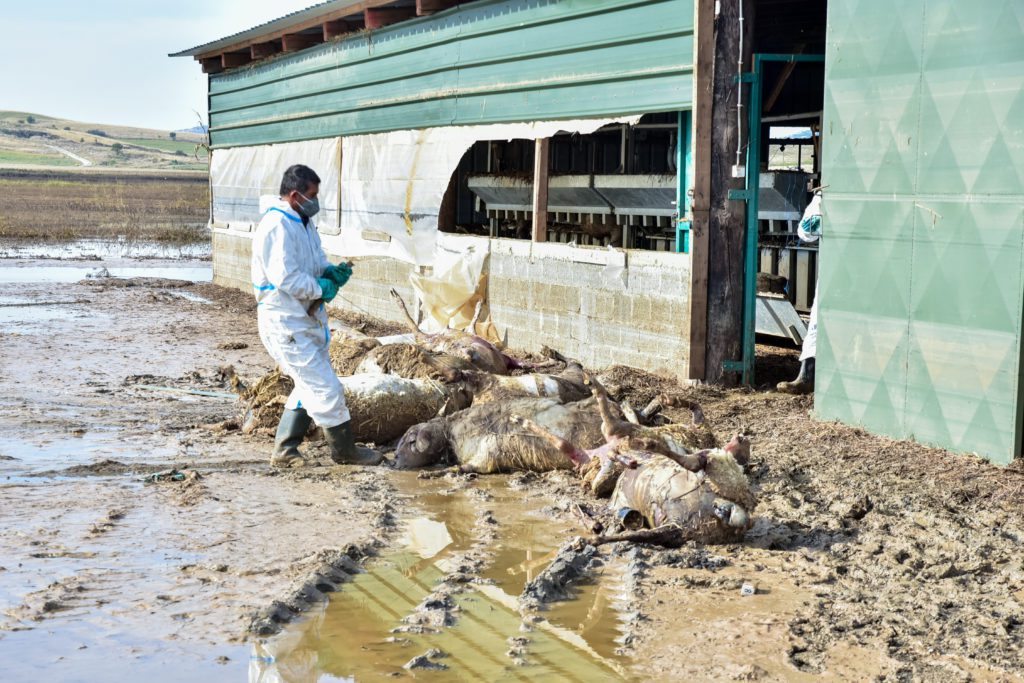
xmin=207 ymin=0 xmax=694 ymax=148
xmin=817 ymin=0 xmax=1024 ymax=463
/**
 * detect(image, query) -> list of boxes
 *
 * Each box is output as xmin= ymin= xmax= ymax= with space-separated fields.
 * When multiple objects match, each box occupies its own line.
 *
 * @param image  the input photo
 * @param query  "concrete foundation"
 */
xmin=212 ymin=230 xmax=692 ymax=378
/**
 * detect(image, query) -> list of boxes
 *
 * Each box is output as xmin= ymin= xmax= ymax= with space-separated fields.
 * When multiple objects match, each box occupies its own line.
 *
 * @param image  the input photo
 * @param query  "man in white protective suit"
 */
xmin=251 ymin=164 xmax=382 ymax=467
xmin=777 ymin=190 xmax=822 ymax=394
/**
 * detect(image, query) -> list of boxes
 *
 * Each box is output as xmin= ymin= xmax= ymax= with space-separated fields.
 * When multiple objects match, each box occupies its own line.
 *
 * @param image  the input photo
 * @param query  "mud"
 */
xmin=4 ymin=246 xmax=1024 ymax=681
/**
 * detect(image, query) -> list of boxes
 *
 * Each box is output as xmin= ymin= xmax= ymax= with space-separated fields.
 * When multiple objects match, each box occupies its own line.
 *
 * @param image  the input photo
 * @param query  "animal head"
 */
xmin=394 ymin=419 xmax=448 ymax=469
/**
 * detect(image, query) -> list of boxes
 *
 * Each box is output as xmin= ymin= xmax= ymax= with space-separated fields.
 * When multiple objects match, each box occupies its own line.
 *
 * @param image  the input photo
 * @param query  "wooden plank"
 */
xmin=416 ymin=0 xmax=460 ymax=15
xmin=323 ymin=20 xmax=353 ymax=40
xmin=687 ymin=0 xmax=714 ymax=382
xmin=282 ymin=32 xmax=321 ymax=52
xmin=250 ymin=40 xmax=281 ymax=59
xmin=365 ymin=6 xmax=417 ymax=29
xmin=201 ymin=57 xmax=224 ymax=74
xmin=193 ymin=0 xmax=397 ymax=60
xmin=761 ymin=46 xmax=798 ymax=114
xmin=221 ymin=51 xmax=252 ymax=68
xmin=531 ymin=138 xmax=550 ymax=243
xmin=704 ymin=0 xmax=754 ymax=385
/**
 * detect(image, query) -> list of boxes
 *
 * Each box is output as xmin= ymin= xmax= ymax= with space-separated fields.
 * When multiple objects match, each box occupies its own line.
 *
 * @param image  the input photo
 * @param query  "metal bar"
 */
xmin=732 ymin=52 xmax=825 ymax=386
xmin=675 ymin=110 xmax=692 ymax=253
xmin=740 ymin=56 xmax=764 ymax=386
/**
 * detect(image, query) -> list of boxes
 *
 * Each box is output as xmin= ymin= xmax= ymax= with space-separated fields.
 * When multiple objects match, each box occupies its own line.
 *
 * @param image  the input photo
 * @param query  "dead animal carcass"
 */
xmin=393 ymin=397 xmax=616 ymax=473
xmin=458 ymin=360 xmax=590 ymax=405
xmin=390 ymin=289 xmax=522 ymax=375
xmin=515 ymin=410 xmax=755 ymax=543
xmin=241 ymin=371 xmax=469 ymax=444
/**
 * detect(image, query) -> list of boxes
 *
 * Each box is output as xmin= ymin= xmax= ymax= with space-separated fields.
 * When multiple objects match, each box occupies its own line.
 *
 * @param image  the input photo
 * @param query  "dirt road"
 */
xmin=1 ymin=251 xmax=1022 ymax=682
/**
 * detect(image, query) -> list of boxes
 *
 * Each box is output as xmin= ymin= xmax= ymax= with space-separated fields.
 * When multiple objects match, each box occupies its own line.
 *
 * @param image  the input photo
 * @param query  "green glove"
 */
xmin=324 ymin=263 xmax=352 ymax=288
xmin=316 ymin=277 xmax=339 ymax=303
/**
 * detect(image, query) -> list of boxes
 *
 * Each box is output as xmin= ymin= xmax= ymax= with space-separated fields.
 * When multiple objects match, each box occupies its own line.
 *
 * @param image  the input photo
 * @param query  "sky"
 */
xmin=0 ymin=0 xmax=315 ymax=131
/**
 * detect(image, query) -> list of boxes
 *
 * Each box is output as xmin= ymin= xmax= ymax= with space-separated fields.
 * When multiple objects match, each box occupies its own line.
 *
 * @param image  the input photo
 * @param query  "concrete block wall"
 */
xmin=481 ymin=237 xmax=691 ymax=378
xmin=212 ymin=230 xmax=692 ymax=378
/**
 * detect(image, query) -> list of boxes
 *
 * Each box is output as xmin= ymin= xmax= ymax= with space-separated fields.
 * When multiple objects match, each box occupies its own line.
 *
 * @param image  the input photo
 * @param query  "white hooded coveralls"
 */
xmin=797 ymin=192 xmax=822 ymax=362
xmin=251 ymin=199 xmax=350 ymax=428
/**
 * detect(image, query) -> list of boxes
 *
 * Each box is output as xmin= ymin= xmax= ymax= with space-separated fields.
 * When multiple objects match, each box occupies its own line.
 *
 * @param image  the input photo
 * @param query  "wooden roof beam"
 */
xmin=222 ymin=51 xmax=252 ymax=68
xmin=323 ymin=19 xmax=360 ymax=39
xmin=251 ymin=40 xmax=282 ymax=59
xmin=192 ymin=1 xmax=399 ymax=60
xmin=365 ymin=6 xmax=417 ymax=29
xmin=282 ymin=32 xmax=322 ymax=52
xmin=201 ymin=57 xmax=224 ymax=74
xmin=416 ymin=0 xmax=461 ymax=15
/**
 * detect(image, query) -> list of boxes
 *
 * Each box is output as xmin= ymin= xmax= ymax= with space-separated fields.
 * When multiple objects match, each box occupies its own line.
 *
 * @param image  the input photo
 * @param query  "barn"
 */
xmin=174 ymin=0 xmax=1023 ymax=463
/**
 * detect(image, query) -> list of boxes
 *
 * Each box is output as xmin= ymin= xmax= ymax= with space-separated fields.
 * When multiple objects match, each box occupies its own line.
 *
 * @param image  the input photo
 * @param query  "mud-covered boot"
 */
xmin=271 ymin=408 xmax=312 ymax=468
xmin=777 ymin=357 xmax=815 ymax=395
xmin=324 ymin=422 xmax=383 ymax=466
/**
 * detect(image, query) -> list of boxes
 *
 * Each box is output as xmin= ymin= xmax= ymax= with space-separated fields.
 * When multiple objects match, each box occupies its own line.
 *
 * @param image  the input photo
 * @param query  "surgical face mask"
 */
xmin=296 ymin=191 xmax=320 ymax=218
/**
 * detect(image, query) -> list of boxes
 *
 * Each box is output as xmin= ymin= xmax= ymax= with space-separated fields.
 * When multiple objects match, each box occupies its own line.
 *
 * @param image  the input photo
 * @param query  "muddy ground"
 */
xmin=1 ymin=251 xmax=1022 ymax=682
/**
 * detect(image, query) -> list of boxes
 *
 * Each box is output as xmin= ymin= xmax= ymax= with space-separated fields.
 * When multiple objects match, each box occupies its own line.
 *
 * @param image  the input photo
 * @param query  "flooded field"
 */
xmin=2 ymin=242 xmax=1023 ymax=682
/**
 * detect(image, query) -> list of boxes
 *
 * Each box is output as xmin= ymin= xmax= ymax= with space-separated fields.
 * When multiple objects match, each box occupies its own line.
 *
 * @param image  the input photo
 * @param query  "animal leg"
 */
xmin=389 ymin=288 xmax=423 ymax=336
xmin=621 ymin=400 xmax=641 ymax=425
xmin=583 ymin=371 xmax=633 ymax=442
xmin=509 ymin=415 xmax=589 ymax=467
xmin=469 ymin=297 xmax=484 ymax=331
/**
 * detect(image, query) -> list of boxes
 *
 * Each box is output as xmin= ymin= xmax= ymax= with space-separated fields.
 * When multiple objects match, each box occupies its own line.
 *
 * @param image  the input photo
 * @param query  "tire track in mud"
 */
xmin=252 ymin=473 xmax=643 ymax=680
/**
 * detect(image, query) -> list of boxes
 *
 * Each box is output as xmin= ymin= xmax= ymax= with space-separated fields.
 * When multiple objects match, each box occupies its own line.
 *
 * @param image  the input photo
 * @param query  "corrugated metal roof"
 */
xmin=169 ymin=0 xmax=406 ymax=58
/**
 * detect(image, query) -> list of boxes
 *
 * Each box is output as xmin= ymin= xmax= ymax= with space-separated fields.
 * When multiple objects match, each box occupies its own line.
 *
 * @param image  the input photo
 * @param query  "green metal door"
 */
xmin=816 ymin=0 xmax=1024 ymax=463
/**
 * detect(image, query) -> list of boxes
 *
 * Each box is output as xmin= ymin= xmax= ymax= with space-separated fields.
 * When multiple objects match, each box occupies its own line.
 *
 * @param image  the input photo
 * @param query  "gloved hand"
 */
xmin=316 ymin=277 xmax=339 ymax=303
xmin=324 ymin=263 xmax=352 ymax=288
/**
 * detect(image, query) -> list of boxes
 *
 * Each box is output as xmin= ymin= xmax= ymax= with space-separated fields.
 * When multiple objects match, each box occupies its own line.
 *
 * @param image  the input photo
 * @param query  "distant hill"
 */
xmin=0 ymin=111 xmax=209 ymax=172
xmin=177 ymin=124 xmax=209 ymax=135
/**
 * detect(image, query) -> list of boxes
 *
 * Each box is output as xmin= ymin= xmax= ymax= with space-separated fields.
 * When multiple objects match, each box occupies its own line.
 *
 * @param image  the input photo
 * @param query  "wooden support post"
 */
xmin=250 ymin=40 xmax=281 ymax=60
xmin=704 ymin=0 xmax=754 ymax=385
xmin=221 ymin=51 xmax=251 ymax=69
xmin=365 ymin=7 xmax=416 ymax=28
xmin=282 ymin=33 xmax=320 ymax=52
xmin=416 ymin=0 xmax=460 ymax=15
xmin=323 ymin=20 xmax=351 ymax=40
xmin=200 ymin=57 xmax=224 ymax=74
xmin=687 ymin=0 xmax=715 ymax=382
xmin=532 ymin=138 xmax=550 ymax=242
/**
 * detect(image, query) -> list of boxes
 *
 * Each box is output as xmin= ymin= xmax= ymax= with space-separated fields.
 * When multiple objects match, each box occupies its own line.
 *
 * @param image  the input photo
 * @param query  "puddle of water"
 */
xmin=0 ymin=303 xmax=81 ymax=325
xmin=0 ymin=431 xmax=178 ymax=476
xmin=168 ymin=290 xmax=214 ymax=305
xmin=254 ymin=480 xmax=632 ymax=682
xmin=0 ymin=239 xmax=210 ymax=261
xmin=0 ymin=265 xmax=212 ymax=283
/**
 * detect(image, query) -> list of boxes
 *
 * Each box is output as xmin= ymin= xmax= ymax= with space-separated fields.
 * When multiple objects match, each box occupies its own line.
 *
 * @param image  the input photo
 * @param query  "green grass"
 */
xmin=121 ymin=137 xmax=209 ymax=156
xmin=0 ymin=149 xmax=77 ymax=167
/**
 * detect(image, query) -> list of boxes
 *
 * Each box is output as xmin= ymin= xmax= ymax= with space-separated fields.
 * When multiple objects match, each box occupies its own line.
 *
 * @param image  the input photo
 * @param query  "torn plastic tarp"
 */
xmin=210 ymin=138 xmax=341 ymax=231
xmin=409 ymin=240 xmax=502 ymax=343
xmin=326 ymin=116 xmax=641 ymax=266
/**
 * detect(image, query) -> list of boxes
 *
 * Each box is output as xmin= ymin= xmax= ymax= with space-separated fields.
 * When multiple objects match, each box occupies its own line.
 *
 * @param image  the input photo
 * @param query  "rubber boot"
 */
xmin=324 ymin=422 xmax=383 ymax=466
xmin=271 ymin=408 xmax=312 ymax=468
xmin=777 ymin=357 xmax=815 ymax=395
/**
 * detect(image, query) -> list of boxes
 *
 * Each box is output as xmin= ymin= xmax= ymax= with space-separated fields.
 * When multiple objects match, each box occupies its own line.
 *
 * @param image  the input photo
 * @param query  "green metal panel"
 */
xmin=817 ymin=0 xmax=1024 ymax=464
xmin=207 ymin=0 xmax=695 ymax=148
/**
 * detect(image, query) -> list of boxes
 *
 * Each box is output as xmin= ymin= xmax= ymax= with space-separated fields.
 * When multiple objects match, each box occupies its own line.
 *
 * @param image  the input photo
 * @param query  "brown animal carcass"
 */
xmin=390 ymin=289 xmax=522 ymax=375
xmin=513 ymin=411 xmax=755 ymax=543
xmin=393 ymin=397 xmax=616 ymax=473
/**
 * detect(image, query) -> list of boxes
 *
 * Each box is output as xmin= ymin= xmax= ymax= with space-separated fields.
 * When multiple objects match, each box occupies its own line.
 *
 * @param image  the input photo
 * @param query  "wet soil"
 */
xmin=2 ymin=249 xmax=1023 ymax=682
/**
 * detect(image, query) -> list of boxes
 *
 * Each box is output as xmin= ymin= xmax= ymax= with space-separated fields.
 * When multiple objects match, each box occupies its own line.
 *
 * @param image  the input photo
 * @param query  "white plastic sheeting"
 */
xmin=210 ymin=138 xmax=342 ymax=231
xmin=210 ymin=117 xmax=639 ymax=264
xmin=329 ymin=117 xmax=641 ymax=265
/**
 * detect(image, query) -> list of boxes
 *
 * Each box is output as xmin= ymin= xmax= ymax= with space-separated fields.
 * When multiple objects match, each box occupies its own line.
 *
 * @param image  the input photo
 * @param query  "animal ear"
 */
xmin=415 ymin=430 xmax=431 ymax=453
